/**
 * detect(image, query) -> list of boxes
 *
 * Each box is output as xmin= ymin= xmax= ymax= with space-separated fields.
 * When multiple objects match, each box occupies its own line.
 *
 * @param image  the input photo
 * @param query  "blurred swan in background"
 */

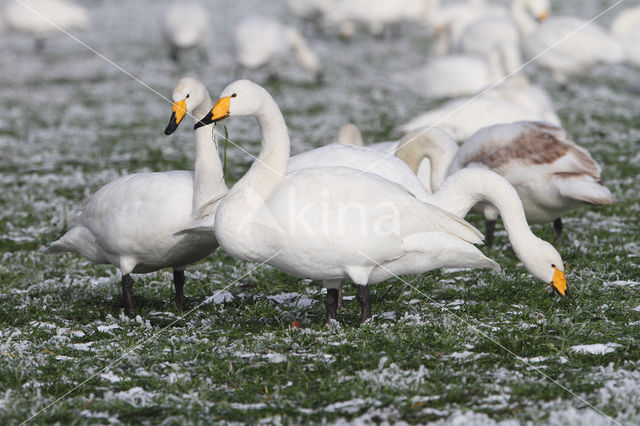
xmin=399 ymin=42 xmax=560 ymax=141
xmin=455 ymin=0 xmax=549 ymax=59
xmin=610 ymin=4 xmax=640 ymax=69
xmin=163 ymin=2 xmax=211 ymax=62
xmin=323 ymin=0 xmax=436 ymax=38
xmin=392 ymin=49 xmax=507 ymax=100
xmin=428 ymin=0 xmax=507 ymax=55
xmin=3 ymin=0 xmax=90 ymax=51
xmin=400 ymin=70 xmax=560 ymax=141
xmin=234 ymin=16 xmax=321 ymax=81
xmin=522 ymin=15 xmax=626 ymax=84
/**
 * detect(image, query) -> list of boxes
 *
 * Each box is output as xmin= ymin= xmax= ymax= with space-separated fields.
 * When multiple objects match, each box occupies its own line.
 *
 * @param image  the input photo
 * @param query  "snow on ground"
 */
xmin=0 ymin=0 xmax=639 ymax=424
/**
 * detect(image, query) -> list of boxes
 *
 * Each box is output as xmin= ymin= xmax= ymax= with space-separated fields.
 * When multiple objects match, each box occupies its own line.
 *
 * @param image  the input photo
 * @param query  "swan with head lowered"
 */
xmin=194 ymin=80 xmax=566 ymax=323
xmin=395 ymin=121 xmax=614 ymax=245
xmin=48 ymin=78 xmax=226 ymax=316
xmin=3 ymin=0 xmax=90 ymax=51
xmin=163 ymin=2 xmax=211 ymax=62
xmin=291 ymin=127 xmax=567 ymax=308
xmin=234 ymin=16 xmax=321 ymax=82
xmin=521 ymin=12 xmax=626 ymax=84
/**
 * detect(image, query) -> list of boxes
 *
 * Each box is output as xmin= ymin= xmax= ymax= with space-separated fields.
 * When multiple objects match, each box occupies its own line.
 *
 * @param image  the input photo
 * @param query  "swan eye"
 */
xmin=231 ymin=93 xmax=237 ymax=98
xmin=186 ymin=94 xmax=190 ymax=98
xmin=551 ymin=264 xmax=556 ymax=268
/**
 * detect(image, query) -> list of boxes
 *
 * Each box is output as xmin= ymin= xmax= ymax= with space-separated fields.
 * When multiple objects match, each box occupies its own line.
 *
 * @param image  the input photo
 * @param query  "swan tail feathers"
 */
xmin=47 ymin=226 xmax=109 ymax=265
xmin=554 ymin=176 xmax=615 ymax=206
xmin=47 ymin=226 xmax=94 ymax=254
xmin=402 ymin=232 xmax=500 ymax=272
xmin=173 ymin=216 xmax=217 ymax=237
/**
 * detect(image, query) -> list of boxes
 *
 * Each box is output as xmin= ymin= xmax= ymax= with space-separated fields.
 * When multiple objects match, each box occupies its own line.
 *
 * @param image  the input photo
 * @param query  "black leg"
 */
xmin=485 ymin=220 xmax=496 ymax=247
xmin=35 ymin=38 xmax=45 ymax=53
xmin=169 ymin=45 xmax=179 ymax=62
xmin=337 ymin=283 xmax=344 ymax=310
xmin=122 ymin=274 xmax=134 ymax=317
xmin=325 ymin=288 xmax=338 ymax=325
xmin=553 ymin=218 xmax=563 ymax=245
xmin=356 ymin=285 xmax=371 ymax=324
xmin=173 ymin=270 xmax=185 ymax=311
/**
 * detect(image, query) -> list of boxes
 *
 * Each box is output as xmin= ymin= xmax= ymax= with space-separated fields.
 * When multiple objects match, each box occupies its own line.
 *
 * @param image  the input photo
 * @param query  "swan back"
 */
xmin=5 ymin=0 xmax=90 ymax=36
xmin=287 ymin=144 xmax=428 ymax=201
xmin=611 ymin=5 xmax=640 ymax=39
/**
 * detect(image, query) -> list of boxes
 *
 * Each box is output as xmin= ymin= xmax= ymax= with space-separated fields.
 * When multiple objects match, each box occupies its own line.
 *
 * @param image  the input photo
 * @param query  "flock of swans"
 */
xmin=9 ymin=0 xmax=628 ymax=323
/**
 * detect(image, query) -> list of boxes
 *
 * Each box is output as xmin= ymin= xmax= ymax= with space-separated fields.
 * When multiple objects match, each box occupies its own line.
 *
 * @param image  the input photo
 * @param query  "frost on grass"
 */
xmin=571 ymin=343 xmax=622 ymax=355
xmin=1 ymin=0 xmax=640 ymax=423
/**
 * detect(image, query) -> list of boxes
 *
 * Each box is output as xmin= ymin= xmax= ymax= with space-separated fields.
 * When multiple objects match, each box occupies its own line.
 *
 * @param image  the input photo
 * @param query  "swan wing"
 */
xmin=452 ymin=121 xmax=601 ymax=182
xmin=77 ymin=171 xmax=196 ymax=257
xmin=288 ymin=144 xmax=428 ymax=201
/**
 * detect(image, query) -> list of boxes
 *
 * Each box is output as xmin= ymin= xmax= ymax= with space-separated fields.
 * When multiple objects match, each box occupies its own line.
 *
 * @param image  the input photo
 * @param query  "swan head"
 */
xmin=518 ymin=0 xmax=550 ymax=22
xmin=195 ymin=79 xmax=268 ymax=128
xmin=523 ymin=238 xmax=566 ymax=296
xmin=164 ymin=77 xmax=210 ymax=135
xmin=337 ymin=124 xmax=364 ymax=146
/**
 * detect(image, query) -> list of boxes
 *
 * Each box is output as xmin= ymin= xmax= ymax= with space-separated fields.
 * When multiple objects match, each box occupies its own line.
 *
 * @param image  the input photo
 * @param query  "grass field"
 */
xmin=1 ymin=0 xmax=640 ymax=424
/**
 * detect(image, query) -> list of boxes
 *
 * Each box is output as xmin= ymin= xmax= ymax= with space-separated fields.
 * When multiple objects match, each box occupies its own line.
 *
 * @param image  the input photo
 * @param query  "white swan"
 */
xmin=392 ymin=53 xmax=502 ymax=99
xmin=48 ymin=78 xmax=226 ymax=315
xmin=3 ymin=0 xmax=90 ymax=50
xmin=400 ymin=40 xmax=560 ymax=141
xmin=325 ymin=0 xmax=436 ymax=37
xmin=399 ymin=80 xmax=561 ymax=142
xmin=234 ymin=16 xmax=321 ymax=81
xmin=428 ymin=0 xmax=508 ymax=55
xmin=163 ymin=2 xmax=211 ymax=62
xmin=397 ymin=121 xmax=615 ymax=245
xmin=337 ymin=123 xmax=432 ymax=192
xmin=456 ymin=0 xmax=549 ymax=58
xmin=522 ymin=15 xmax=626 ymax=84
xmin=610 ymin=5 xmax=640 ymax=68
xmin=194 ymin=80 xmax=566 ymax=322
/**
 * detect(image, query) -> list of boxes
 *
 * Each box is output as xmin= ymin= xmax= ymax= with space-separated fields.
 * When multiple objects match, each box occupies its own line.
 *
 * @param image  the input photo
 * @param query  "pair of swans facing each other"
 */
xmin=49 ymin=78 xmax=565 ymax=322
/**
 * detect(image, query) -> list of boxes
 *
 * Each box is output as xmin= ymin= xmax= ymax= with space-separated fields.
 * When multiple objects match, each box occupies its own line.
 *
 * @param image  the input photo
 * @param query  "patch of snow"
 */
xmin=210 ymin=290 xmax=234 ymax=304
xmin=79 ymin=411 xmax=120 ymax=423
xmin=105 ymin=387 xmax=156 ymax=408
xmin=376 ymin=311 xmax=396 ymax=321
xmin=230 ymin=402 xmax=267 ymax=410
xmin=100 ymin=371 xmax=122 ymax=383
xmin=571 ymin=343 xmax=622 ymax=355
xmin=324 ymin=398 xmax=381 ymax=414
xmin=265 ymin=353 xmax=287 ymax=363
xmin=604 ymin=280 xmax=640 ymax=287
xmin=97 ymin=324 xmax=121 ymax=333
xmin=69 ymin=342 xmax=94 ymax=351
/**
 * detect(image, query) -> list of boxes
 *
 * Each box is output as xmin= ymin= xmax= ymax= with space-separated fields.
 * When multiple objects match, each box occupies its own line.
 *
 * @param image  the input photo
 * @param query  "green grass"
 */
xmin=1 ymin=0 xmax=640 ymax=423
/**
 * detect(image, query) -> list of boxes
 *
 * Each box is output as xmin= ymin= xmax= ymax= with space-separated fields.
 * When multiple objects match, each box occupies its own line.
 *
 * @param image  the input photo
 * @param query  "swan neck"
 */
xmin=192 ymin=123 xmax=227 ymax=217
xmin=287 ymin=28 xmax=319 ymax=73
xmin=430 ymin=141 xmax=458 ymax=191
xmin=511 ymin=0 xmax=537 ymax=35
xmin=234 ymin=94 xmax=290 ymax=199
xmin=434 ymin=170 xmax=540 ymax=262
